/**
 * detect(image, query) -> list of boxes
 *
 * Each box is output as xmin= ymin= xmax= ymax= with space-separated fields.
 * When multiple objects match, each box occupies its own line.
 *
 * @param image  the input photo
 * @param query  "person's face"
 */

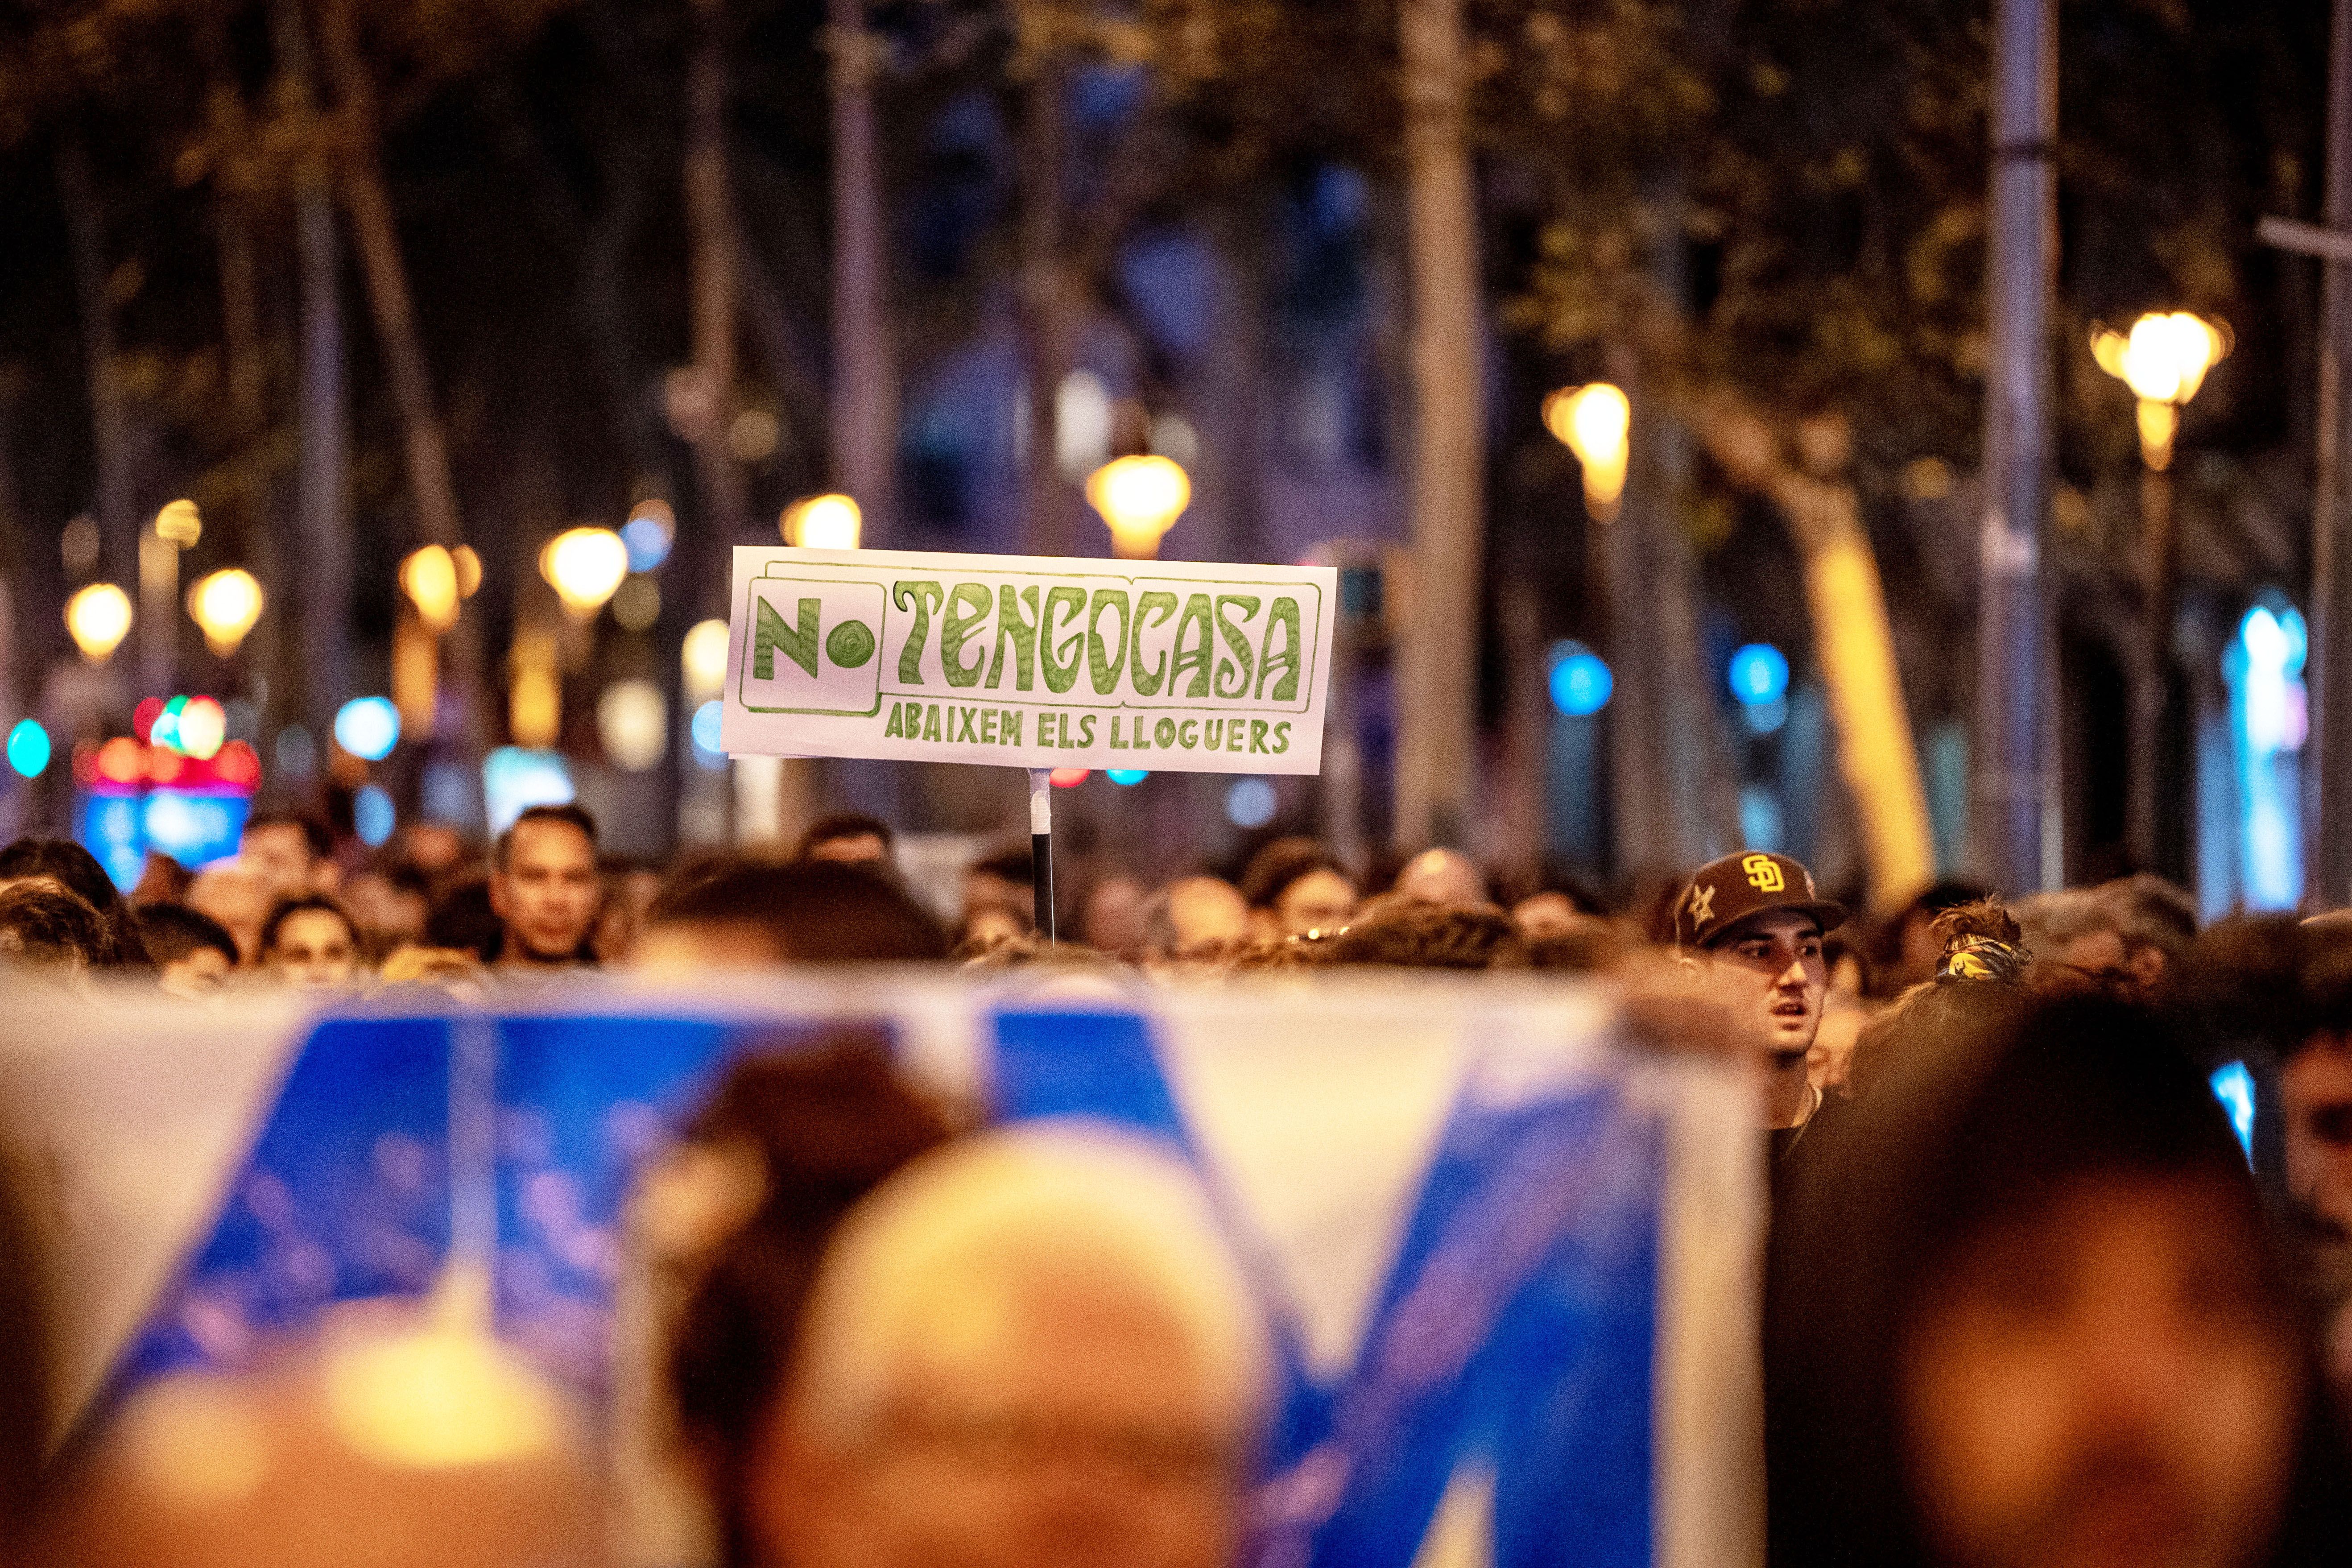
xmin=342 ymin=874 xmax=428 ymax=947
xmin=270 ymin=910 xmax=357 ymax=989
xmin=757 ymin=1268 xmax=1247 ymax=1568
xmin=2282 ymin=1034 xmax=2352 ymax=1243
xmin=1700 ymin=912 xmax=1826 ymax=1059
xmin=1275 ymin=868 xmax=1356 ymax=938
xmin=160 ymin=946 xmax=233 ymax=1000
xmin=1903 ymin=1172 xmax=2300 ymax=1568
xmin=241 ymin=824 xmax=315 ymax=899
xmin=490 ymin=822 xmax=600 ymax=963
xmin=1168 ymin=884 xmax=1250 ymax=960
xmin=810 ymin=833 xmax=889 ymax=867
xmin=190 ymin=876 xmax=271 ymax=965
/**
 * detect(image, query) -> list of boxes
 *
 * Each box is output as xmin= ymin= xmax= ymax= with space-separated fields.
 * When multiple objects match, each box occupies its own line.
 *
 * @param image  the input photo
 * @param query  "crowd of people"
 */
xmin=8 ymin=802 xmax=2352 ymax=1567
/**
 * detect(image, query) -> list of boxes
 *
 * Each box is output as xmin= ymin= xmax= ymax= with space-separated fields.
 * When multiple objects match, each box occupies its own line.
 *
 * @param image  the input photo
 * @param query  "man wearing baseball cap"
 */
xmin=1674 ymin=851 xmax=1847 ymax=1149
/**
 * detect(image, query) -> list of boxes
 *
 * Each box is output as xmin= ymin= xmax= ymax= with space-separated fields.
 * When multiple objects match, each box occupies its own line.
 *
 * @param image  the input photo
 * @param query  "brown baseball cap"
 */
xmin=1672 ymin=851 xmax=1847 ymax=949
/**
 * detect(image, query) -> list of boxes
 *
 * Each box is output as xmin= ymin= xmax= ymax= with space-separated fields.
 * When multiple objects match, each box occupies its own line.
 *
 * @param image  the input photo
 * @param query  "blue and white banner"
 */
xmin=1 ymin=976 xmax=1759 ymax=1568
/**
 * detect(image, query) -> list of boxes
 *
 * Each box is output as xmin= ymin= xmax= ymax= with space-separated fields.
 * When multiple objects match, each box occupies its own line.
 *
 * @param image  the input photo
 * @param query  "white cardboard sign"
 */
xmin=720 ymin=546 xmax=1338 ymax=774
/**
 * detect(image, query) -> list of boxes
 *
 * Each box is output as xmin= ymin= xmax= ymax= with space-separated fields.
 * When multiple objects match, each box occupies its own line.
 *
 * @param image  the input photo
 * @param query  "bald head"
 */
xmin=751 ymin=1124 xmax=1267 ymax=1568
xmin=1393 ymin=848 xmax=1488 ymax=910
xmin=1147 ymin=877 xmax=1251 ymax=964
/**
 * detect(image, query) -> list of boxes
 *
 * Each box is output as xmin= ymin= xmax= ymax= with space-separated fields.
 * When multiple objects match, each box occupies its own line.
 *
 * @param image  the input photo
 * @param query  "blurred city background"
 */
xmin=0 ymin=0 xmax=2335 ymax=917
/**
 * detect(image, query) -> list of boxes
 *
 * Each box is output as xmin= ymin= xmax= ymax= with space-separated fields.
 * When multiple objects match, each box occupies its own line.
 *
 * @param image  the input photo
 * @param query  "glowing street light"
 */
xmin=783 ymin=493 xmax=863 ymax=550
xmin=2092 ymin=311 xmax=2228 ymax=471
xmin=66 ymin=583 xmax=133 ymax=664
xmin=1084 ymin=455 xmax=1190 ymax=560
xmin=682 ymin=618 xmax=731 ymax=701
xmin=1543 ymin=382 xmax=1631 ymax=521
xmin=401 ymin=545 xmax=462 ymax=632
xmin=186 ymin=568 xmax=264 ymax=656
xmin=539 ymin=527 xmax=629 ymax=618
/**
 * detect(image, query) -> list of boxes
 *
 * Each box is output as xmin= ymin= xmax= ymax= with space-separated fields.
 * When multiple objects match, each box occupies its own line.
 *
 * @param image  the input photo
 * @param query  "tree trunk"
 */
xmin=55 ymin=138 xmax=139 ymax=607
xmin=1394 ymin=0 xmax=1486 ymax=850
xmin=315 ymin=0 xmax=484 ymax=753
xmin=294 ymin=183 xmax=352 ymax=747
xmin=1017 ymin=16 xmax=1079 ymax=558
xmin=827 ymin=0 xmax=895 ymax=542
xmin=1973 ymin=0 xmax=2059 ymax=891
xmin=684 ymin=0 xmax=750 ymax=567
xmin=273 ymin=0 xmax=352 ymax=746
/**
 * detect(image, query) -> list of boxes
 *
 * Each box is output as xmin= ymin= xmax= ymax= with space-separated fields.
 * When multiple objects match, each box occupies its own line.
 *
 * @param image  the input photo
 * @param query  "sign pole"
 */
xmin=1029 ymin=768 xmax=1056 ymax=944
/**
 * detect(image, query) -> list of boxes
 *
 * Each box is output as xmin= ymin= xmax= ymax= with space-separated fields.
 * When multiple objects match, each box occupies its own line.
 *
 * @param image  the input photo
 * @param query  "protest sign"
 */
xmin=719 ymin=546 xmax=1339 ymax=774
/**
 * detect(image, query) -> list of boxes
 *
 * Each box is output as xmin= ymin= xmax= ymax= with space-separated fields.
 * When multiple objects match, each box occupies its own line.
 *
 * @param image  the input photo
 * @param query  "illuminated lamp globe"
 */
xmin=1085 ymin=456 xmax=1191 ymax=560
xmin=539 ymin=527 xmax=630 ymax=617
xmin=1542 ymin=383 xmax=1631 ymax=521
xmin=597 ymin=679 xmax=669 ymax=772
xmin=783 ymin=493 xmax=863 ymax=550
xmin=334 ymin=696 xmax=402 ymax=762
xmin=682 ymin=619 xmax=732 ymax=701
xmin=453 ymin=546 xmax=483 ymax=598
xmin=174 ymin=696 xmax=227 ymax=761
xmin=401 ymin=546 xmax=461 ymax=631
xmin=66 ymin=583 xmax=134 ymax=664
xmin=187 ymin=568 xmax=265 ymax=656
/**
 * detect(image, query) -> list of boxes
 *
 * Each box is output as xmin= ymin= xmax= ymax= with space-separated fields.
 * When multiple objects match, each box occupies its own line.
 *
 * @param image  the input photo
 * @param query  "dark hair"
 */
xmin=797 ymin=812 xmax=894 ymax=858
xmin=647 ymin=859 xmax=949 ymax=963
xmin=0 ymin=838 xmax=147 ymax=967
xmin=0 ymin=882 xmax=110 ymax=970
xmin=261 ymin=894 xmax=357 ymax=955
xmin=1237 ymin=836 xmax=1345 ymax=910
xmin=967 ymin=845 xmax=1035 ymax=889
xmin=1769 ymin=990 xmax=2352 ymax=1568
xmin=493 ymin=803 xmax=598 ymax=869
xmin=1319 ymin=898 xmax=1527 ymax=971
xmin=242 ymin=810 xmax=333 ymax=861
xmin=133 ymin=902 xmax=240 ymax=968
xmin=669 ymin=1036 xmax=957 ymax=1568
xmin=424 ymin=874 xmax=502 ymax=958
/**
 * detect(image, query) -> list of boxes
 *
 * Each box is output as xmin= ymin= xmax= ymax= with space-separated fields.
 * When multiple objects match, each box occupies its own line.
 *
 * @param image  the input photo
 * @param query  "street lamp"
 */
xmin=401 ymin=545 xmax=462 ymax=632
xmin=2092 ymin=311 xmax=2228 ymax=472
xmin=186 ymin=568 xmax=264 ymax=656
xmin=682 ymin=619 xmax=731 ymax=702
xmin=2092 ymin=310 xmax=2229 ymax=871
xmin=539 ymin=527 xmax=629 ymax=618
xmin=783 ymin=493 xmax=863 ymax=549
xmin=1543 ymin=382 xmax=1631 ymax=521
xmin=1084 ymin=455 xmax=1190 ymax=559
xmin=66 ymin=583 xmax=133 ymax=664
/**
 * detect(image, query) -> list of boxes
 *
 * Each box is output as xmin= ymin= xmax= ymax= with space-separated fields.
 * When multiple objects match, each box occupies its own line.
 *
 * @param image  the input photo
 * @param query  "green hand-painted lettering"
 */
xmin=1256 ymin=596 xmax=1303 ymax=701
xmin=986 ymin=585 xmax=1039 ymax=691
xmin=1213 ymin=596 xmax=1260 ymax=698
xmin=1169 ymin=594 xmax=1215 ymax=698
xmin=893 ymin=581 xmax=945 ymax=683
xmin=753 ymin=595 xmax=819 ymax=679
xmin=1130 ymin=592 xmax=1178 ymax=695
xmin=1039 ymin=586 xmax=1087 ymax=694
xmin=1087 ymin=590 xmax=1131 ymax=695
xmin=939 ymin=583 xmax=992 ymax=688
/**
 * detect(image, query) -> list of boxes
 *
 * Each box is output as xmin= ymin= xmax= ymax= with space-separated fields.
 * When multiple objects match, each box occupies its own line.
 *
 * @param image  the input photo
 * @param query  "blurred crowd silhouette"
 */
xmin=5 ymin=807 xmax=2352 ymax=1568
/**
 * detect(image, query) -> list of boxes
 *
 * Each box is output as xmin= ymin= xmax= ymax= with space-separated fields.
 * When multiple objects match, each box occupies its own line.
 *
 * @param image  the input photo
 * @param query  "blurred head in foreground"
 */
xmin=692 ymin=1122 xmax=1267 ymax=1568
xmin=47 ymin=1310 xmax=600 ymax=1568
xmin=634 ymin=859 xmax=948 ymax=973
xmin=1769 ymin=989 xmax=2347 ymax=1568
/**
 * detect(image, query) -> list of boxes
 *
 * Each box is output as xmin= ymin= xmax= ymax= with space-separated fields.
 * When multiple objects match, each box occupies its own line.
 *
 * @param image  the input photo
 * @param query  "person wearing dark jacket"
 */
xmin=1767 ymin=989 xmax=2352 ymax=1568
